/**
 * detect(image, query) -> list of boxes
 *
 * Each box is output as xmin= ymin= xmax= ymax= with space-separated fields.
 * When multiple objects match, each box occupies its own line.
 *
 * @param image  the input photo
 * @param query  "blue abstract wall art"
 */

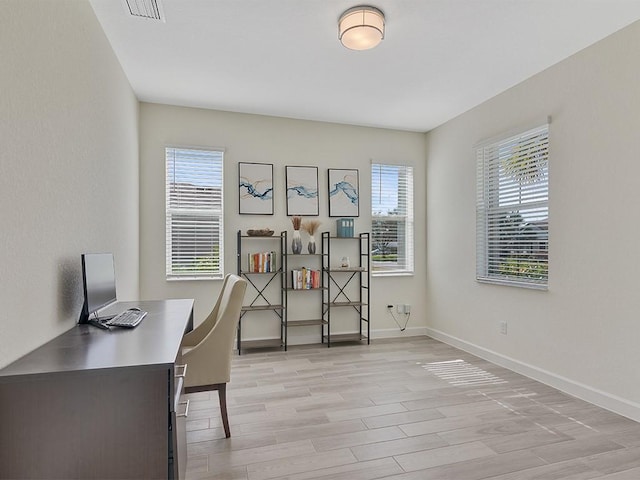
xmin=239 ymin=162 xmax=273 ymax=214
xmin=329 ymin=168 xmax=359 ymax=217
xmin=286 ymin=166 xmax=319 ymax=216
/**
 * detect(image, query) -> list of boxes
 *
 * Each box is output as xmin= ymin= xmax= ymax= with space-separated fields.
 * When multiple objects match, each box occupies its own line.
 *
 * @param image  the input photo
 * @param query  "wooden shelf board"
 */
xmin=288 ymin=319 xmax=327 ymax=327
xmin=241 ymin=304 xmax=284 ymax=312
xmin=240 ymin=271 xmax=280 ymax=275
xmin=240 ymin=339 xmax=283 ymax=350
xmin=326 ymin=267 xmax=366 ymax=272
xmin=325 ymin=301 xmax=367 ymax=307
xmin=323 ymin=333 xmax=368 ymax=343
xmin=286 ymin=287 xmax=326 ymax=291
xmin=240 ymin=235 xmax=280 ymax=239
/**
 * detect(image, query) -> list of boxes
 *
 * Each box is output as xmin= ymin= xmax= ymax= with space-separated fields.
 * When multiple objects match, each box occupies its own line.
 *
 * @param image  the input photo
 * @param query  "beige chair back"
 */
xmin=182 ymin=274 xmax=247 ymax=388
xmin=182 ymin=274 xmax=230 ymax=347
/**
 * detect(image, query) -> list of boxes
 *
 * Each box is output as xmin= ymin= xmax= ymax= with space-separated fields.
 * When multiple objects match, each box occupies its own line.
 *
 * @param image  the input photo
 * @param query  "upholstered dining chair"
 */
xmin=181 ymin=273 xmax=247 ymax=438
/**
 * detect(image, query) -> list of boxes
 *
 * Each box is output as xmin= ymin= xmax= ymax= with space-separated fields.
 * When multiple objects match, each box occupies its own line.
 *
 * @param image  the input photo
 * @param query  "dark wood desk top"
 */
xmin=0 ymin=299 xmax=194 ymax=380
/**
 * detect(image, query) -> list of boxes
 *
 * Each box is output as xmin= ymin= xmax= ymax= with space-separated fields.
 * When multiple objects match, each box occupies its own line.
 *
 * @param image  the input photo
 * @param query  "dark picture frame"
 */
xmin=239 ymin=162 xmax=274 ymax=215
xmin=328 ymin=168 xmax=359 ymax=217
xmin=285 ymin=166 xmax=319 ymax=216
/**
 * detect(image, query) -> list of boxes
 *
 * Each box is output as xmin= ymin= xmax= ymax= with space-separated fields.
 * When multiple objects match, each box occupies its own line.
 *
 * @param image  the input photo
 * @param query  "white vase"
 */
xmin=292 ymin=230 xmax=303 ymax=254
xmin=307 ymin=235 xmax=316 ymax=254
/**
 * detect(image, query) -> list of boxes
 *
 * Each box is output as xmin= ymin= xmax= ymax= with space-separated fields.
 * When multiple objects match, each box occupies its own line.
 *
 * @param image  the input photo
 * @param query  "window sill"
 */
xmin=476 ymin=277 xmax=548 ymax=291
xmin=372 ymin=271 xmax=414 ymax=278
xmin=167 ymin=275 xmax=223 ymax=281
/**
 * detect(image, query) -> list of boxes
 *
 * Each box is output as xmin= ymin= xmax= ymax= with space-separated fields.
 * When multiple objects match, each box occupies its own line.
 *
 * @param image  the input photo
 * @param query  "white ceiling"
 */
xmin=89 ymin=0 xmax=640 ymax=132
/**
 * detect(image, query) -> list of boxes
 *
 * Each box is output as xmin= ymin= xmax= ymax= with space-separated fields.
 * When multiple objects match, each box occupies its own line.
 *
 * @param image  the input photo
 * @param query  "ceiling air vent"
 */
xmin=122 ymin=0 xmax=165 ymax=21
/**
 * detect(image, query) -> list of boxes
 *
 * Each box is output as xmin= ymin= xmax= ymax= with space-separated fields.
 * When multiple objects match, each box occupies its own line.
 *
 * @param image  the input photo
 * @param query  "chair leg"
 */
xmin=217 ymin=383 xmax=230 ymax=438
xmin=184 ymin=383 xmax=231 ymax=438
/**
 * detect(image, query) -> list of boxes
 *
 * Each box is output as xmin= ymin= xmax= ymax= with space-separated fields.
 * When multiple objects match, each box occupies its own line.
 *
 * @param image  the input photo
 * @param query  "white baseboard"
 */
xmin=371 ymin=326 xmax=429 ymax=339
xmin=426 ymin=327 xmax=640 ymax=423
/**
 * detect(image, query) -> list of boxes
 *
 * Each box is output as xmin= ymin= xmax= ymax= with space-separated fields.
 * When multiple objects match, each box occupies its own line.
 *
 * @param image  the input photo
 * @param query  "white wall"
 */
xmin=426 ymin=20 xmax=640 ymax=419
xmin=0 ymin=1 xmax=139 ymax=368
xmin=139 ymin=103 xmax=426 ymax=341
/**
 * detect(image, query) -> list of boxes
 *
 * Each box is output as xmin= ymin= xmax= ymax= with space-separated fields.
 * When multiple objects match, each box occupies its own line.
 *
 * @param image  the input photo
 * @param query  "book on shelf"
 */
xmin=291 ymin=268 xmax=320 ymax=289
xmin=248 ymin=251 xmax=277 ymax=273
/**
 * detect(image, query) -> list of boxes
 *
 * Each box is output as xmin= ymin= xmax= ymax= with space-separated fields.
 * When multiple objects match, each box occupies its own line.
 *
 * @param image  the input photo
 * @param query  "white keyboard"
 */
xmin=107 ymin=309 xmax=147 ymax=328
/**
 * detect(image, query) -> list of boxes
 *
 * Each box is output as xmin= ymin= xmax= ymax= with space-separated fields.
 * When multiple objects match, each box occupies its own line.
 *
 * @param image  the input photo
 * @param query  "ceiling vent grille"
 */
xmin=123 ymin=0 xmax=165 ymax=21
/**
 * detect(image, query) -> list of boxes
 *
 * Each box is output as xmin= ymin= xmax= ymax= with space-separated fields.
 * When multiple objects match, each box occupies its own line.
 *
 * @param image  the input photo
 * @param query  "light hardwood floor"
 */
xmin=185 ymin=337 xmax=640 ymax=480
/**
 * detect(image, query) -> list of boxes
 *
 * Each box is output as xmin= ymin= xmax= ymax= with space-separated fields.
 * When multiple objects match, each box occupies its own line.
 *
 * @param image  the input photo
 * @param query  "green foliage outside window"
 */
xmin=498 ymin=256 xmax=548 ymax=280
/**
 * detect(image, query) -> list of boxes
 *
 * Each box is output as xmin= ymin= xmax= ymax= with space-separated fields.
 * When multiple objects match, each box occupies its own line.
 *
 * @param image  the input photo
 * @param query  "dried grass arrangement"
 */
xmin=291 ymin=216 xmax=302 ymax=231
xmin=302 ymin=220 xmax=321 ymax=236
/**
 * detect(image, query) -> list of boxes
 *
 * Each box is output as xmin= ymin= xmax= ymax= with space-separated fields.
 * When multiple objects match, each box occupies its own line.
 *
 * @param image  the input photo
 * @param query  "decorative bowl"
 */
xmin=247 ymin=229 xmax=274 ymax=237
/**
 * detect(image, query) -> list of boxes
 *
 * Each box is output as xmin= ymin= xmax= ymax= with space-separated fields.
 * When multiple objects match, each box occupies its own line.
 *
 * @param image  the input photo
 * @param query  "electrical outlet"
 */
xmin=396 ymin=304 xmax=404 ymax=314
xmin=499 ymin=321 xmax=508 ymax=335
xmin=404 ymin=304 xmax=411 ymax=313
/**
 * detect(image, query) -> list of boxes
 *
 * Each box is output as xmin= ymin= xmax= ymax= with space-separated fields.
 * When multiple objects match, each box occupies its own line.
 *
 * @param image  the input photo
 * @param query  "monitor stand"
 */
xmin=87 ymin=318 xmax=112 ymax=330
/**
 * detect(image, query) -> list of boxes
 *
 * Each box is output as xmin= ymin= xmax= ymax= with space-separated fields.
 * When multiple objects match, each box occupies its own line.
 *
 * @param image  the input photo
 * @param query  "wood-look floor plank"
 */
xmin=187 ymin=433 xmax=278 ymax=457
xmin=409 ymin=449 xmax=548 ymax=480
xmin=273 ymin=419 xmax=368 ymax=444
xmin=187 ymin=464 xmax=248 ymax=480
xmin=246 ymin=448 xmax=357 ymax=480
xmin=185 ymin=337 xmax=640 ymax=480
xmin=292 ymin=395 xmax=376 ymax=413
xmin=436 ymin=418 xmax=538 ymax=446
xmin=482 ymin=427 xmax=574 ymax=453
xmin=207 ymin=439 xmax=317 ymax=469
xmin=487 ymin=458 xmax=601 ymax=480
xmin=393 ymin=440 xmax=496 ymax=471
xmin=595 ymin=467 xmax=640 ymax=480
xmin=326 ymin=403 xmax=408 ymax=422
xmin=187 ymin=418 xmax=211 ymax=432
xmin=237 ymin=413 xmax=330 ymax=435
xmin=398 ymin=412 xmax=490 ymax=437
xmin=311 ymin=425 xmax=406 ymax=451
xmin=531 ymin=436 xmax=625 ymax=463
xmin=579 ymin=445 xmax=640 ymax=475
xmin=282 ymin=457 xmax=404 ymax=480
xmin=350 ymin=433 xmax=448 ymax=461
xmin=361 ymin=407 xmax=444 ymax=429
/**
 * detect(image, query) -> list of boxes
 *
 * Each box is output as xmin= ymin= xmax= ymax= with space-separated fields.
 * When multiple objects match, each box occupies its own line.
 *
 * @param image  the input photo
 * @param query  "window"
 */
xmin=476 ymin=123 xmax=549 ymax=289
xmin=371 ymin=164 xmax=414 ymax=275
xmin=166 ymin=147 xmax=224 ymax=280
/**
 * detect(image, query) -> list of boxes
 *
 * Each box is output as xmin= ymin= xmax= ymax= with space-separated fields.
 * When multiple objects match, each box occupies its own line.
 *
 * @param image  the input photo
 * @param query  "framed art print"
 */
xmin=239 ymin=162 xmax=274 ymax=215
xmin=328 ymin=168 xmax=359 ymax=217
xmin=286 ymin=166 xmax=319 ymax=216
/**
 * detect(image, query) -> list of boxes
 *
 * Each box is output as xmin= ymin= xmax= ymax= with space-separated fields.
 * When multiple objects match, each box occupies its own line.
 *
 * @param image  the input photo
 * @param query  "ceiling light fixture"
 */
xmin=338 ymin=5 xmax=385 ymax=51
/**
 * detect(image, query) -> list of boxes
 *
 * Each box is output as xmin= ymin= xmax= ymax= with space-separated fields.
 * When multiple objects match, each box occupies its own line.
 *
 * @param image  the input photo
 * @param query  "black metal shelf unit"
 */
xmin=283 ymin=230 xmax=326 ymax=347
xmin=236 ymin=230 xmax=286 ymax=355
xmin=321 ymin=232 xmax=370 ymax=347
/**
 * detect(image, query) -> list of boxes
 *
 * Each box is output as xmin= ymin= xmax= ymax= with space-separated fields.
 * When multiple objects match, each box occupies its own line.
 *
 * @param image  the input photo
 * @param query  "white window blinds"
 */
xmin=476 ymin=124 xmax=549 ymax=288
xmin=166 ymin=147 xmax=224 ymax=280
xmin=371 ymin=164 xmax=414 ymax=275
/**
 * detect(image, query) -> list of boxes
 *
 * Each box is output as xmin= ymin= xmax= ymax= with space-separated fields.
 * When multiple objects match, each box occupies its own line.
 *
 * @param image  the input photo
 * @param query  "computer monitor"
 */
xmin=79 ymin=253 xmax=117 ymax=324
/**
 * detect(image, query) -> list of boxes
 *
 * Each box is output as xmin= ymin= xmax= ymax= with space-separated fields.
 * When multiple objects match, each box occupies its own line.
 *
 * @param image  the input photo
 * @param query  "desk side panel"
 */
xmin=0 ymin=367 xmax=168 ymax=479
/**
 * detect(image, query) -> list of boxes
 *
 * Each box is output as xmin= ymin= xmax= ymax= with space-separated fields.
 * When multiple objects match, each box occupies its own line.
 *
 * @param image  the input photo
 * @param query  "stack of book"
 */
xmin=248 ymin=252 xmax=277 ymax=272
xmin=291 ymin=268 xmax=321 ymax=289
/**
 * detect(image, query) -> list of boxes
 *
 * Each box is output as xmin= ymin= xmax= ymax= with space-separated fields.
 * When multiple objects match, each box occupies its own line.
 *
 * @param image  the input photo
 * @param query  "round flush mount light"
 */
xmin=338 ymin=5 xmax=385 ymax=51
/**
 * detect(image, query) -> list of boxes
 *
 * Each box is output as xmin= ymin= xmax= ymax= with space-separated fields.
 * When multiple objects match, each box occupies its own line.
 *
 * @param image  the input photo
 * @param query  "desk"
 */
xmin=0 ymin=299 xmax=193 ymax=479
